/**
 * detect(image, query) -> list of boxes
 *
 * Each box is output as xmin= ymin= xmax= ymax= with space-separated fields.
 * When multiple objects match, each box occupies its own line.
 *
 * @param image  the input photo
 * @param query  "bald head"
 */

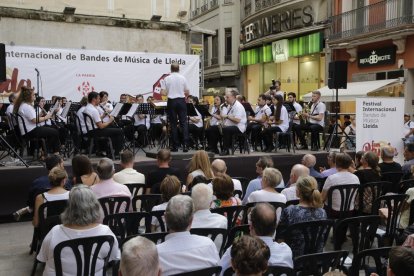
xmin=211 ymin=159 xmax=227 ymax=176
xmin=250 ymin=203 xmax=276 ymax=237
xmin=381 ymin=145 xmax=395 ymax=161
xmin=302 ymin=154 xmax=317 ymax=168
xmin=290 ymin=164 xmax=310 ymax=184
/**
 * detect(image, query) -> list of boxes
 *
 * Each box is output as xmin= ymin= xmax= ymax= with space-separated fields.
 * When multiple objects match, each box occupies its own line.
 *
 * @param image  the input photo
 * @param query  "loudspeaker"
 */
xmin=0 ymin=43 xmax=5 ymax=82
xmin=328 ymin=61 xmax=347 ymax=89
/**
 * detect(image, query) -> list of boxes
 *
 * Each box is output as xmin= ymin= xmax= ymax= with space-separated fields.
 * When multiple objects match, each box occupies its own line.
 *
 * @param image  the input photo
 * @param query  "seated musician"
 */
xmin=6 ymin=93 xmax=17 ymax=130
xmin=14 ymin=86 xmax=61 ymax=155
xmin=206 ymin=95 xmax=225 ymax=154
xmin=98 ymin=91 xmax=113 ymax=123
xmin=247 ymin=94 xmax=271 ymax=151
xmin=119 ymin=93 xmax=128 ymax=104
xmin=219 ymin=90 xmax=247 ymax=156
xmin=43 ymin=97 xmax=69 ymax=147
xmin=187 ymin=95 xmax=203 ymax=149
xmin=84 ymin=91 xmax=124 ymax=157
xmin=262 ymin=94 xmax=289 ymax=152
xmin=147 ymin=96 xmax=165 ymax=144
xmin=133 ymin=94 xmax=149 ymax=147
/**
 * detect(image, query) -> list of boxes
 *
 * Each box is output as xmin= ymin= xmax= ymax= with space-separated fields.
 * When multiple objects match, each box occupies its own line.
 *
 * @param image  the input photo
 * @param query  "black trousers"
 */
xmin=26 ymin=126 xmax=60 ymax=153
xmin=222 ymin=126 xmax=241 ymax=150
xmin=150 ymin=123 xmax=163 ymax=142
xmin=206 ymin=125 xmax=221 ymax=151
xmin=167 ymin=98 xmax=188 ymax=148
xmin=188 ymin=124 xmax=203 ymax=147
xmin=246 ymin=123 xmax=262 ymax=148
xmin=90 ymin=127 xmax=124 ymax=154
xmin=134 ymin=125 xmax=148 ymax=146
xmin=297 ymin=122 xmax=324 ymax=148
xmin=262 ymin=126 xmax=283 ymax=149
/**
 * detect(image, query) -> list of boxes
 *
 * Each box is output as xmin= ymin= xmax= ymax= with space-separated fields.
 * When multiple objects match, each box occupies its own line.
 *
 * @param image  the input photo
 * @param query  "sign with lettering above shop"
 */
xmin=358 ymin=46 xmax=396 ymax=68
xmin=272 ymin=39 xmax=289 ymax=63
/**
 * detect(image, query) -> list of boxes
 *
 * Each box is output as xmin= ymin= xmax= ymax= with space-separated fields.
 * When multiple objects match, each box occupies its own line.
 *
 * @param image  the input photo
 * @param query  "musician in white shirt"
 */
xmin=187 ymin=95 xmax=204 ymax=149
xmin=133 ymin=94 xmax=150 ymax=147
xmin=262 ymin=94 xmax=289 ymax=152
xmin=206 ymin=95 xmax=225 ymax=154
xmin=247 ymin=94 xmax=272 ymax=151
xmin=98 ymin=91 xmax=113 ymax=124
xmin=147 ymin=96 xmax=165 ymax=143
xmin=220 ymin=90 xmax=247 ymax=156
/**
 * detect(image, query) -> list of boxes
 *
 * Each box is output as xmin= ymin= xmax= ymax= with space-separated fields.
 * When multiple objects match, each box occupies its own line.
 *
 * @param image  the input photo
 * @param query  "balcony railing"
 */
xmin=201 ymin=3 xmax=208 ymax=13
xmin=211 ymin=57 xmax=219 ymax=65
xmin=255 ymin=0 xmax=281 ymax=12
xmin=210 ymin=0 xmax=218 ymax=8
xmin=329 ymin=0 xmax=414 ymax=41
xmin=192 ymin=8 xmax=199 ymax=18
xmin=244 ymin=3 xmax=251 ymax=17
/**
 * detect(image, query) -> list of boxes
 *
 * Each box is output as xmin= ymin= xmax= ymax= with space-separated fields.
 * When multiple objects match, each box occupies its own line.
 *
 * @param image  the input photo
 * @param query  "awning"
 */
xmin=302 ymin=79 xmax=400 ymax=102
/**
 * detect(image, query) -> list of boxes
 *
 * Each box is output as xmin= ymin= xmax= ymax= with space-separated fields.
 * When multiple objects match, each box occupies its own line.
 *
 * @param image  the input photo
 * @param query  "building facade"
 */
xmin=239 ymin=0 xmax=329 ymax=102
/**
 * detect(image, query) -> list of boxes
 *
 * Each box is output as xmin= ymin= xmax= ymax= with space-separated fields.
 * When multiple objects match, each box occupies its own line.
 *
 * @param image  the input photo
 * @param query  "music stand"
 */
xmin=195 ymin=104 xmax=211 ymax=150
xmin=133 ymin=103 xmax=154 ymax=153
xmin=242 ymin=103 xmax=254 ymax=116
xmin=151 ymin=103 xmax=169 ymax=150
xmin=0 ymin=131 xmax=29 ymax=167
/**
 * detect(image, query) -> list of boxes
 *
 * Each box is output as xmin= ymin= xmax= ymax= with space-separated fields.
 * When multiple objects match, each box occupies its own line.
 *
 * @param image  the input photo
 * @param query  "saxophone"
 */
xmin=217 ymin=103 xmax=226 ymax=136
xmin=298 ymin=102 xmax=310 ymax=124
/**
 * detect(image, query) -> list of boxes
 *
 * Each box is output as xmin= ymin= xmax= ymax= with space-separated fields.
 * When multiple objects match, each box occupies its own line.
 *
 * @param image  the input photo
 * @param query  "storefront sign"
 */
xmin=358 ymin=46 xmax=396 ymax=68
xmin=272 ymin=39 xmax=289 ymax=63
xmin=356 ymin=97 xmax=404 ymax=163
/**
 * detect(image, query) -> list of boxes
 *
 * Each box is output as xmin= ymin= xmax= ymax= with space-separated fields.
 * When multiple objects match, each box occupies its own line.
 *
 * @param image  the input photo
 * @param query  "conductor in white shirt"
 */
xmin=160 ymin=63 xmax=190 ymax=152
xmin=157 ymin=195 xmax=220 ymax=275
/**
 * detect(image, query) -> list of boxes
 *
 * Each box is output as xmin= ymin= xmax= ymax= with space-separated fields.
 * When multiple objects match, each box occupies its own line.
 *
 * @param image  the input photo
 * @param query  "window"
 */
xmin=211 ymin=30 xmax=219 ymax=65
xmin=204 ymin=34 xmax=209 ymax=67
xmin=224 ymin=28 xmax=232 ymax=64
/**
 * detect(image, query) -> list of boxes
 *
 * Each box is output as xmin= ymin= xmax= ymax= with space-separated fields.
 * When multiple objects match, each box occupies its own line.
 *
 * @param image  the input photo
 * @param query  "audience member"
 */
xmin=280 ymin=176 xmax=327 ymax=257
xmin=402 ymin=143 xmax=414 ymax=178
xmin=71 ymin=154 xmax=99 ymax=186
xmin=281 ymin=164 xmax=310 ymax=201
xmin=301 ymin=154 xmax=324 ymax=178
xmin=151 ymin=175 xmax=181 ymax=232
xmin=354 ymin=151 xmax=364 ymax=171
xmin=399 ymin=186 xmax=414 ymax=229
xmin=157 ymin=195 xmax=219 ymax=275
xmin=37 ymin=185 xmax=119 ymax=275
xmin=113 ymin=150 xmax=145 ymax=184
xmin=211 ymin=174 xmax=242 ymax=208
xmin=370 ymin=246 xmax=414 ymax=276
xmin=220 ymin=203 xmax=293 ymax=275
xmin=120 ymin=236 xmax=161 ymax=276
xmin=243 ymin=157 xmax=275 ymax=204
xmin=90 ymin=158 xmax=131 ymax=200
xmin=146 ymin=149 xmax=181 ymax=194
xmin=32 ymin=167 xmax=70 ymax=227
xmin=247 ymin=168 xmax=286 ymax=204
xmin=231 ymin=235 xmax=271 ymax=276
xmin=188 ymin=175 xmax=210 ymax=191
xmin=186 ymin=150 xmax=214 ymax=185
xmin=321 ymin=153 xmax=360 ymax=215
xmin=379 ymin=145 xmax=402 ymax=173
xmin=320 ymin=152 xmax=337 ymax=177
xmin=211 ymin=159 xmax=242 ymax=194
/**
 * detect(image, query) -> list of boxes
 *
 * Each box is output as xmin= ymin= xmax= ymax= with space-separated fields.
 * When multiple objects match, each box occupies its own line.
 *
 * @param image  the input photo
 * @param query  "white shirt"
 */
xmin=37 ymin=224 xmax=120 ymax=276
xmin=76 ymin=106 xmax=87 ymax=134
xmin=224 ymin=100 xmax=247 ymax=133
xmin=133 ymin=112 xmax=150 ymax=128
xmin=210 ymin=105 xmax=220 ymax=126
xmin=151 ymin=114 xmax=163 ymax=124
xmin=219 ymin=236 xmax=293 ymax=276
xmin=191 ymin=209 xmax=228 ymax=229
xmin=18 ymin=102 xmax=37 ymax=134
xmin=6 ymin=103 xmax=14 ymax=117
xmin=272 ymin=105 xmax=289 ymax=132
xmin=113 ymin=168 xmax=145 ymax=185
xmin=292 ymin=102 xmax=303 ymax=125
xmin=309 ymin=101 xmax=326 ymax=127
xmin=84 ymin=103 xmax=101 ymax=131
xmin=161 ymin=72 xmax=189 ymax=99
xmin=151 ymin=202 xmax=168 ymax=232
xmin=281 ymin=184 xmax=299 ymax=202
xmin=254 ymin=105 xmax=272 ymax=121
xmin=322 ymin=171 xmax=360 ymax=211
xmin=157 ymin=231 xmax=220 ymax=276
xmin=43 ymin=191 xmax=70 ymax=202
xmin=247 ymin=190 xmax=287 ymax=204
xmin=404 ymin=120 xmax=414 ymax=137
xmin=97 ymin=104 xmax=112 ymax=123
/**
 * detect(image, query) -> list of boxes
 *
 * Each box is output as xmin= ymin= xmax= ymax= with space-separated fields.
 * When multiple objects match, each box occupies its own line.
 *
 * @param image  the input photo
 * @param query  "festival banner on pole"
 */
xmin=356 ymin=97 xmax=405 ymax=163
xmin=0 ymin=45 xmax=200 ymax=102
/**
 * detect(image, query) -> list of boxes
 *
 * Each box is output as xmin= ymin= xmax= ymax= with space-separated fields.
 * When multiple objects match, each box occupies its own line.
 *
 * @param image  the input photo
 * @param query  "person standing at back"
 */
xmin=161 ymin=63 xmax=190 ymax=152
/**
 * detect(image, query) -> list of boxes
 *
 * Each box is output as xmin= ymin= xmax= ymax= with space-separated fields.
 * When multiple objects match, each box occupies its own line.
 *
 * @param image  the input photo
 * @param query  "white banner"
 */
xmin=356 ymin=97 xmax=405 ymax=163
xmin=0 ymin=46 xmax=200 ymax=102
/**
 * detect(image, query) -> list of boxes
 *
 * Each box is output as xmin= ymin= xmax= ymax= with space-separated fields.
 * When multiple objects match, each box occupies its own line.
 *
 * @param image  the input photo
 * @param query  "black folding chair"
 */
xmin=358 ymin=181 xmax=391 ymax=215
xmin=171 ymin=266 xmax=222 ymax=276
xmin=349 ymin=247 xmax=392 ymax=276
xmin=133 ymin=194 xmax=162 ymax=212
xmin=124 ymin=183 xmax=146 ymax=198
xmin=98 ymin=196 xmax=131 ymax=217
xmin=286 ymin=199 xmax=299 ymax=206
xmin=399 ymin=179 xmax=414 ymax=194
xmin=326 ymin=184 xmax=359 ymax=219
xmin=211 ymin=205 xmax=245 ymax=231
xmin=222 ymin=224 xmax=250 ymax=254
xmin=150 ymin=209 xmax=167 ymax=232
xmin=103 ymin=212 xmax=151 ymax=244
xmin=381 ymin=172 xmax=403 ymax=193
xmin=243 ymin=201 xmax=285 ymax=224
xmin=53 ymin=235 xmax=115 ymax=276
xmin=232 ymin=177 xmax=249 ymax=199
xmin=190 ymin=228 xmax=228 ymax=257
xmin=294 ymin=250 xmax=348 ymax=276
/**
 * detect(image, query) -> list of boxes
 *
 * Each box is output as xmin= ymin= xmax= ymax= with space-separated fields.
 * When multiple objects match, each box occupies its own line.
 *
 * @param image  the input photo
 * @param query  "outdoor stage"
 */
xmin=0 ymin=149 xmax=332 ymax=222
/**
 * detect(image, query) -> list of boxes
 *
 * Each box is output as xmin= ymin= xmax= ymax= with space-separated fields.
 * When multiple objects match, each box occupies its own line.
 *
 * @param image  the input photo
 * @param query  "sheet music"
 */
xmin=152 ymin=101 xmax=167 ymax=108
xmin=126 ymin=103 xmax=139 ymax=118
xmin=110 ymin=103 xmax=124 ymax=117
xmin=60 ymin=101 xmax=72 ymax=118
xmin=49 ymin=101 xmax=60 ymax=114
xmin=0 ymin=96 xmax=10 ymax=104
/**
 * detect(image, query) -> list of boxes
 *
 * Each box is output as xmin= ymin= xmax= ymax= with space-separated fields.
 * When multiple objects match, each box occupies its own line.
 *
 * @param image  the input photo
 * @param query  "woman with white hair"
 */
xmin=37 ymin=185 xmax=120 ymax=276
xmin=247 ymin=167 xmax=287 ymax=204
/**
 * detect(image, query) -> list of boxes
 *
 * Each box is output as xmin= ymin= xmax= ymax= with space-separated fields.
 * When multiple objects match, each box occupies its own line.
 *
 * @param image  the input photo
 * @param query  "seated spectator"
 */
xmin=71 ymin=155 xmax=99 ymax=186
xmin=280 ymin=176 xmax=327 ymax=257
xmin=211 ymin=174 xmax=242 ymax=208
xmin=120 ymin=236 xmax=161 ymax=276
xmin=146 ymin=149 xmax=181 ymax=194
xmin=281 ymin=164 xmax=310 ymax=201
xmin=157 ymin=195 xmax=219 ymax=275
xmin=301 ymin=154 xmax=324 ymax=178
xmin=113 ymin=150 xmax=145 ymax=184
xmin=354 ymin=151 xmax=364 ymax=171
xmin=151 ymin=175 xmax=181 ymax=232
xmin=186 ymin=150 xmax=214 ymax=186
xmin=321 ymin=153 xmax=360 ymax=216
xmin=211 ymin=159 xmax=242 ymax=194
xmin=219 ymin=203 xmax=293 ymax=275
xmin=379 ymin=145 xmax=402 ymax=173
xmin=243 ymin=157 xmax=274 ymax=204
xmin=231 ymin=235 xmax=271 ymax=276
xmin=371 ymin=246 xmax=414 ymax=276
xmin=91 ymin=158 xmax=131 ymax=199
xmin=247 ymin=168 xmax=286 ymax=204
xmin=191 ymin=183 xmax=227 ymax=229
xmin=37 ymin=185 xmax=120 ymax=275
xmin=320 ymin=152 xmax=337 ymax=177
xmin=354 ymin=151 xmax=381 ymax=214
xmin=187 ymin=175 xmax=210 ymax=192
xmin=32 ymin=167 xmax=70 ymax=227
xmin=402 ymin=143 xmax=414 ymax=179
xmin=399 ymin=186 xmax=414 ymax=229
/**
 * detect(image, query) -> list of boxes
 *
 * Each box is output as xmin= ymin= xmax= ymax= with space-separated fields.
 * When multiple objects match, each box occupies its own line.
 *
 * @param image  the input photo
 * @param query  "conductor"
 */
xmin=161 ymin=63 xmax=190 ymax=152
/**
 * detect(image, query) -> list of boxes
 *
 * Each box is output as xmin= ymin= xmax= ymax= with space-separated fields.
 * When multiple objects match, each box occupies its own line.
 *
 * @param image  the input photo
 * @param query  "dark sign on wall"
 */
xmin=358 ymin=46 xmax=396 ymax=68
